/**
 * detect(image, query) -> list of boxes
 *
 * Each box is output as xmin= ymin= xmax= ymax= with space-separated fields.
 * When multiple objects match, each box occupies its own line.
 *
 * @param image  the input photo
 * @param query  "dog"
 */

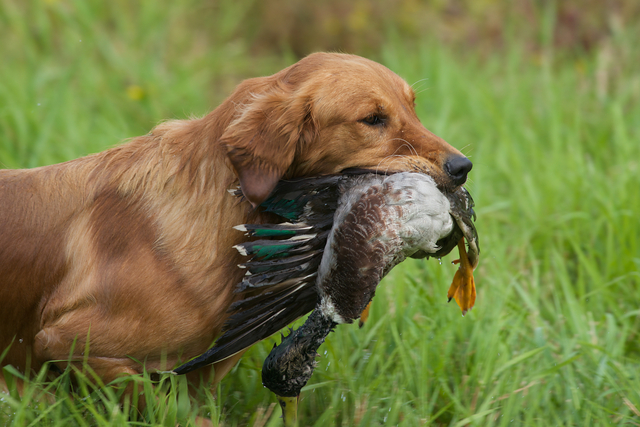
xmin=0 ymin=52 xmax=472 ymax=391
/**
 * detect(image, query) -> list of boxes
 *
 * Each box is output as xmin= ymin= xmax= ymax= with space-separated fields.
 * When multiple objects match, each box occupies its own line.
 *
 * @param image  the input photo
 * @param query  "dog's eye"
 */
xmin=360 ymin=114 xmax=384 ymax=126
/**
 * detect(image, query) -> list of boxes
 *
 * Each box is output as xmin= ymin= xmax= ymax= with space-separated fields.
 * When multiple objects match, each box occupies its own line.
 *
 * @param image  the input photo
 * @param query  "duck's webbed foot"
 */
xmin=447 ymin=238 xmax=477 ymax=316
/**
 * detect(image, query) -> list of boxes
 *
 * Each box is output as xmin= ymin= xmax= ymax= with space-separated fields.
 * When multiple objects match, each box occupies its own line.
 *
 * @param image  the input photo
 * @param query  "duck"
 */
xmin=174 ymin=170 xmax=479 ymax=425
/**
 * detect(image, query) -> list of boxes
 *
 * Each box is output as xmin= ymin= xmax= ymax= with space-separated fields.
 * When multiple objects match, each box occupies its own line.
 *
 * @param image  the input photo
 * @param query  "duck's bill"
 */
xmin=276 ymin=395 xmax=299 ymax=427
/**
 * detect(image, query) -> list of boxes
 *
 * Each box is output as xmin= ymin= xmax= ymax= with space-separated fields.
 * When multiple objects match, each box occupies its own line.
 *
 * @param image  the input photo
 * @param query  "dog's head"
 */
xmin=222 ymin=52 xmax=472 ymax=207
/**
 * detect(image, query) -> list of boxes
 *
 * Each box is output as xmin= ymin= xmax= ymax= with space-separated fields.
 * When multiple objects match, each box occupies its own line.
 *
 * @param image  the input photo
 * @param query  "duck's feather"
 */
xmin=191 ymin=282 xmax=318 ymax=367
xmin=234 ymin=223 xmax=314 ymax=237
xmin=238 ymin=258 xmax=321 ymax=290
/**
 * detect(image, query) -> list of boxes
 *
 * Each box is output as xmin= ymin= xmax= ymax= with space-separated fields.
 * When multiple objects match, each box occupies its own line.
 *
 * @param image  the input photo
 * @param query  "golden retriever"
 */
xmin=0 ymin=52 xmax=472 ymax=391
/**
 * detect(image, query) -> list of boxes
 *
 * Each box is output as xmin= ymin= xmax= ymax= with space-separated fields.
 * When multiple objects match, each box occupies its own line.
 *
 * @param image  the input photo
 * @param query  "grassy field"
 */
xmin=2 ymin=1 xmax=640 ymax=426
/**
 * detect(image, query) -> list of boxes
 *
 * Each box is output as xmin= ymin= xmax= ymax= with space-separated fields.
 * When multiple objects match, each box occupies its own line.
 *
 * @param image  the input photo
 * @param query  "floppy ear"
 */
xmin=221 ymin=83 xmax=315 ymax=207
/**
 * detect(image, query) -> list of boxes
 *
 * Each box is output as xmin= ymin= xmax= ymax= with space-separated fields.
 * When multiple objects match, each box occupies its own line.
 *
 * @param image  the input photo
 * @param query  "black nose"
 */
xmin=445 ymin=156 xmax=473 ymax=186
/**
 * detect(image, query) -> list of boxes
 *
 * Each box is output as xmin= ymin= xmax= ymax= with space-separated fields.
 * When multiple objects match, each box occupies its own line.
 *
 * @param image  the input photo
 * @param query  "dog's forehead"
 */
xmin=285 ymin=53 xmax=414 ymax=103
xmin=310 ymin=60 xmax=415 ymax=118
xmin=330 ymin=59 xmax=412 ymax=98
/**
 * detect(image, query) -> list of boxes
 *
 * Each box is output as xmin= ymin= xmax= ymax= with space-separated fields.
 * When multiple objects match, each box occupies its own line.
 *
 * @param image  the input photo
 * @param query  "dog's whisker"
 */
xmin=410 ymin=78 xmax=429 ymax=89
xmin=457 ymin=144 xmax=475 ymax=158
xmin=374 ymin=154 xmax=410 ymax=174
xmin=372 ymin=139 xmax=427 ymax=175
xmin=386 ymin=139 xmax=419 ymax=158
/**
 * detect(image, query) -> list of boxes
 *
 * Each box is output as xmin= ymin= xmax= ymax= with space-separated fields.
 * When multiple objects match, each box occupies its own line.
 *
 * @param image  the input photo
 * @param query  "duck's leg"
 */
xmin=447 ymin=238 xmax=476 ymax=315
xmin=276 ymin=395 xmax=298 ymax=426
xmin=358 ymin=301 xmax=373 ymax=328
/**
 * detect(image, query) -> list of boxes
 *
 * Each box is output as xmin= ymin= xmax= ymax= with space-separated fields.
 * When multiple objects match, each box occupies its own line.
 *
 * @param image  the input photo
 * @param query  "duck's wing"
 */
xmin=174 ymin=175 xmax=349 ymax=373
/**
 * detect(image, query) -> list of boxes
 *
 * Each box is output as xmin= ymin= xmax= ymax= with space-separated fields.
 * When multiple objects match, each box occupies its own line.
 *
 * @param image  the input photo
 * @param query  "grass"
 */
xmin=2 ymin=1 xmax=640 ymax=426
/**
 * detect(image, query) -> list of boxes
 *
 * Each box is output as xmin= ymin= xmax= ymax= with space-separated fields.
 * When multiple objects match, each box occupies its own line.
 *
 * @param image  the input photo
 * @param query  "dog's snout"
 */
xmin=445 ymin=156 xmax=473 ymax=186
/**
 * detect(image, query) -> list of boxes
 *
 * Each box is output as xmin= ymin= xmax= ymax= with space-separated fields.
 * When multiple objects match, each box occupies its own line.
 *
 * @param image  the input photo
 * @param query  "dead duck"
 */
xmin=175 ymin=171 xmax=479 ymax=425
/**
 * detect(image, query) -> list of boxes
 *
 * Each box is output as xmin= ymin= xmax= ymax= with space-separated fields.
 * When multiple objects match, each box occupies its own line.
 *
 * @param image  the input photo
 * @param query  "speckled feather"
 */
xmin=316 ymin=173 xmax=455 ymax=323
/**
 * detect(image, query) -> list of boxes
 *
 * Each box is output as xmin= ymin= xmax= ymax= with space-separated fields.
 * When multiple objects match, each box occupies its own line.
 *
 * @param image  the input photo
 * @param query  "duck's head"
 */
xmin=262 ymin=309 xmax=335 ymax=398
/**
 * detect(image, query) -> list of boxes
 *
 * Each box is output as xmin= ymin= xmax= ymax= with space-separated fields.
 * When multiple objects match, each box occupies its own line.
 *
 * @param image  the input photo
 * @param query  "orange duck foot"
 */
xmin=447 ymin=238 xmax=477 ymax=316
xmin=358 ymin=301 xmax=372 ymax=328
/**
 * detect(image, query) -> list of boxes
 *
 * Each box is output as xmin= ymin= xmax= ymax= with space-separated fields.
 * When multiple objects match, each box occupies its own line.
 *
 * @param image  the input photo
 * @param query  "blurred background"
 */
xmin=1 ymin=1 xmax=639 ymax=426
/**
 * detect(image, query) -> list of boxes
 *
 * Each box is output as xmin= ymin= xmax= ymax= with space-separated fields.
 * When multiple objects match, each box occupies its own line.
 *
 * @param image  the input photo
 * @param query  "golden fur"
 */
xmin=0 ymin=52 xmax=468 ymax=390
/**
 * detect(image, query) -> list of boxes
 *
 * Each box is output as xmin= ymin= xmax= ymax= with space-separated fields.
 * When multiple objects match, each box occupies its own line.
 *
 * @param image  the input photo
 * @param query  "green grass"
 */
xmin=2 ymin=1 xmax=640 ymax=426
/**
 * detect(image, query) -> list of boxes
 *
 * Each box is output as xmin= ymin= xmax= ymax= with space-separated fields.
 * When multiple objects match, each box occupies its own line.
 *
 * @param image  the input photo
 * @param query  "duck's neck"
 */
xmin=262 ymin=309 xmax=336 ymax=397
